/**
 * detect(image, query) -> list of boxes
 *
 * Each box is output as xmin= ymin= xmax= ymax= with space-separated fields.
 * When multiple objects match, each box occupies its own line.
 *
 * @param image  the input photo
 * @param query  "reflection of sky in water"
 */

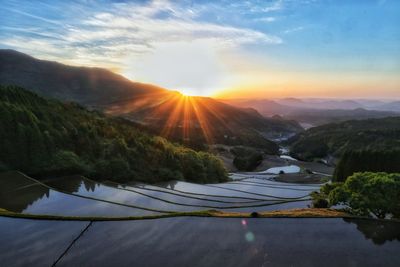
xmin=261 ymin=165 xmax=301 ymax=174
xmin=2 ymin=173 xmax=319 ymax=217
xmin=59 ymin=217 xmax=396 ymax=266
xmin=280 ymin=155 xmax=298 ymax=161
xmin=21 ymin=187 xmax=162 ymax=217
xmin=1 ymin=217 xmax=398 ymax=266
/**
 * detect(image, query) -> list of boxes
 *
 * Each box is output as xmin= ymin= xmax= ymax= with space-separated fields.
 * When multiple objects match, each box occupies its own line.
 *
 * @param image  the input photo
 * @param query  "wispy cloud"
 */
xmin=260 ymin=0 xmax=284 ymax=12
xmin=283 ymin=26 xmax=305 ymax=34
xmin=0 ymin=0 xmax=282 ymax=70
xmin=254 ymin=17 xmax=277 ymax=23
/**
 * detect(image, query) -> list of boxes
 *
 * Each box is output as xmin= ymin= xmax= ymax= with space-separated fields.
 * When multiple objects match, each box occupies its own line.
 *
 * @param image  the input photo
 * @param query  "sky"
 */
xmin=1 ymin=0 xmax=399 ymax=99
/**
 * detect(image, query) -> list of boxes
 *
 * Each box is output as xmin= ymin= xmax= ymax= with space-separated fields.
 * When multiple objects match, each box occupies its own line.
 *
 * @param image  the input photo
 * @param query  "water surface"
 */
xmin=1 ymin=217 xmax=392 ymax=267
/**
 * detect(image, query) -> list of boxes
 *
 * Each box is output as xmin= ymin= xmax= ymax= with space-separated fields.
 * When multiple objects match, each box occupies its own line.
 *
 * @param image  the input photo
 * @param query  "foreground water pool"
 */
xmin=0 ymin=216 xmax=399 ymax=267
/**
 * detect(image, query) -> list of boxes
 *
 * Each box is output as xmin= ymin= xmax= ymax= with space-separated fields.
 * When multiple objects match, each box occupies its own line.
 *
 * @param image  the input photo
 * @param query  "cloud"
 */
xmin=283 ymin=26 xmax=305 ymax=34
xmin=260 ymin=0 xmax=284 ymax=12
xmin=254 ymin=17 xmax=277 ymax=23
xmin=0 ymin=0 xmax=282 ymax=71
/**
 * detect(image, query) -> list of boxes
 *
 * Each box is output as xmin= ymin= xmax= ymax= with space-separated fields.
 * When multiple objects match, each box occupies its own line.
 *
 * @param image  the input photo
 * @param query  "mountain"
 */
xmin=275 ymin=98 xmax=306 ymax=107
xmin=222 ymin=98 xmax=399 ymax=127
xmin=374 ymin=101 xmax=400 ymax=112
xmin=0 ymin=49 xmax=166 ymax=106
xmin=284 ymin=108 xmax=399 ymax=126
xmin=0 ymin=85 xmax=227 ymax=183
xmin=0 ymin=49 xmax=303 ymax=150
xmin=222 ymin=98 xmax=368 ymax=117
xmin=288 ymin=117 xmax=400 ymax=161
xmin=276 ymin=98 xmax=364 ymax=110
xmin=355 ymin=99 xmax=386 ymax=107
xmin=219 ymin=98 xmax=297 ymax=116
xmin=108 ymin=93 xmax=302 ymax=151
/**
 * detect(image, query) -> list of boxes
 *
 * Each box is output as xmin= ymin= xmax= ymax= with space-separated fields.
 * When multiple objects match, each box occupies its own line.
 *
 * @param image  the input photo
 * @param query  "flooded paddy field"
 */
xmin=0 ymin=216 xmax=399 ymax=267
xmin=0 ymin=171 xmax=320 ymax=217
xmin=1 ymin=170 xmax=399 ymax=267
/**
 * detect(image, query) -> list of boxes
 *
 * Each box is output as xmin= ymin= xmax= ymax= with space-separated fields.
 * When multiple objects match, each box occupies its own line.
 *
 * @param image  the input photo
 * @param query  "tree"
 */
xmin=48 ymin=150 xmax=88 ymax=176
xmin=329 ymin=172 xmax=400 ymax=219
xmin=231 ymin=146 xmax=263 ymax=171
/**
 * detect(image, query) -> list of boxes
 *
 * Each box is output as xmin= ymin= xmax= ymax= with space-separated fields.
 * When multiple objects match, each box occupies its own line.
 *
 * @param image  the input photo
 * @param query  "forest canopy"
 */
xmin=333 ymin=150 xmax=400 ymax=182
xmin=288 ymin=117 xmax=400 ymax=161
xmin=0 ymin=85 xmax=228 ymax=183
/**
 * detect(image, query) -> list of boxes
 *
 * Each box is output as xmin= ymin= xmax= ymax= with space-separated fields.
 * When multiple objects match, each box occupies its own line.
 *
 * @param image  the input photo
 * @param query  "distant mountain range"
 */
xmin=0 ymin=49 xmax=302 ymax=150
xmin=275 ymin=97 xmax=400 ymax=111
xmin=222 ymin=98 xmax=400 ymax=126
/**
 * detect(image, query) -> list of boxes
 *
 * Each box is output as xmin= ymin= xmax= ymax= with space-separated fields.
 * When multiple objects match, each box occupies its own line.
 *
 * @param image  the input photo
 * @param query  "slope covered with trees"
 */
xmin=288 ymin=117 xmax=400 ymax=161
xmin=334 ymin=150 xmax=400 ymax=182
xmin=0 ymin=49 xmax=303 ymax=151
xmin=0 ymin=85 xmax=227 ymax=183
xmin=0 ymin=49 xmax=165 ymax=105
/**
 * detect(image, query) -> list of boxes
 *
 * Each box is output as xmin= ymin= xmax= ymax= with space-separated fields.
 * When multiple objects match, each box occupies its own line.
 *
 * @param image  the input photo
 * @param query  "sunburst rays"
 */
xmin=107 ymin=92 xmax=236 ymax=146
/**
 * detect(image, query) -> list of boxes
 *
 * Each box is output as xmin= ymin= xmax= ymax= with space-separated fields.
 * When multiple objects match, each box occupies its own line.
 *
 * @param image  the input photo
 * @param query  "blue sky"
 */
xmin=1 ymin=0 xmax=399 ymax=98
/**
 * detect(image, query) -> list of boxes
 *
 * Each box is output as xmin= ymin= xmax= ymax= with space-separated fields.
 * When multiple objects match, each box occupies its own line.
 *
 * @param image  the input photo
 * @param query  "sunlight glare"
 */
xmin=124 ymin=41 xmax=227 ymax=97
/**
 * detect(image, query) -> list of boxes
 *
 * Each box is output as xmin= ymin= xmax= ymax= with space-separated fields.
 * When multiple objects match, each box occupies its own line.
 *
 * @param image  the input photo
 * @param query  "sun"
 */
xmin=176 ymin=87 xmax=210 ymax=97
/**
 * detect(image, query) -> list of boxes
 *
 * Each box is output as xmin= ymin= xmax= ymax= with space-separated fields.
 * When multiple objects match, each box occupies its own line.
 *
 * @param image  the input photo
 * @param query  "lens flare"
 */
xmin=245 ymin=232 xmax=255 ymax=242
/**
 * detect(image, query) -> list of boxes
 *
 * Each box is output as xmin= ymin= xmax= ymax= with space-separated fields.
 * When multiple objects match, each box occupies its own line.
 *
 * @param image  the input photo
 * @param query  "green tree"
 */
xmin=48 ymin=150 xmax=88 ymax=176
xmin=231 ymin=146 xmax=263 ymax=171
xmin=329 ymin=172 xmax=400 ymax=219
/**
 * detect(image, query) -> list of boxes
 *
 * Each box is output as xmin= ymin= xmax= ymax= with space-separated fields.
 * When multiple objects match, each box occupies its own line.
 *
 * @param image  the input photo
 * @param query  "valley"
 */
xmin=1 ymin=50 xmax=399 ymax=266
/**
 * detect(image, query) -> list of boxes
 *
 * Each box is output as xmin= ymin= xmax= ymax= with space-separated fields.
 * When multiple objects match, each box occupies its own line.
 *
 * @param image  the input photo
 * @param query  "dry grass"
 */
xmin=258 ymin=208 xmax=348 ymax=218
xmin=0 ymin=207 xmax=349 ymax=221
xmin=207 ymin=208 xmax=348 ymax=218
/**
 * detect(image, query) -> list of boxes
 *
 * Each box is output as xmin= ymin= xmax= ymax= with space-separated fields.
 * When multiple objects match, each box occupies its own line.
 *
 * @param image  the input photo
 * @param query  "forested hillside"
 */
xmin=0 ymin=49 xmax=165 ymax=105
xmin=0 ymin=49 xmax=303 ymax=151
xmin=333 ymin=150 xmax=400 ymax=181
xmin=288 ymin=117 xmax=400 ymax=161
xmin=0 ymin=85 xmax=227 ymax=183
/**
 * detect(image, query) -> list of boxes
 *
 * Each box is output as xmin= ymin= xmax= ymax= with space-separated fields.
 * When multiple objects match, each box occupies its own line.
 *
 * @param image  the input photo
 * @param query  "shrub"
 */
xmin=250 ymin=212 xmax=259 ymax=218
xmin=312 ymin=196 xmax=329 ymax=208
xmin=231 ymin=147 xmax=263 ymax=171
xmin=310 ymin=191 xmax=328 ymax=208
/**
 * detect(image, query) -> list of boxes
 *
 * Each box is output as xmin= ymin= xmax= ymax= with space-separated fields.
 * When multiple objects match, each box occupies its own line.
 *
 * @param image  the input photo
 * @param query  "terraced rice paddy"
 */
xmin=0 ymin=171 xmax=321 ymax=218
xmin=1 ymin=171 xmax=400 ymax=266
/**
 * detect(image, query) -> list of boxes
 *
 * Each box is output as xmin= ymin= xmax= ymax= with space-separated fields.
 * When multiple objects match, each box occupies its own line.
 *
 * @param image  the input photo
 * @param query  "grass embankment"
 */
xmin=0 ymin=208 xmax=350 ymax=221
